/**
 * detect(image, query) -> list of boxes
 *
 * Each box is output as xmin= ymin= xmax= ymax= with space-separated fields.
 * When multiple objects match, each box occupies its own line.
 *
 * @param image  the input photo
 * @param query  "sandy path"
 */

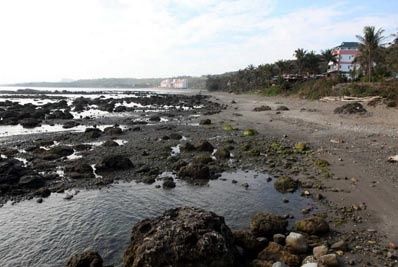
xmin=205 ymin=91 xmax=398 ymax=241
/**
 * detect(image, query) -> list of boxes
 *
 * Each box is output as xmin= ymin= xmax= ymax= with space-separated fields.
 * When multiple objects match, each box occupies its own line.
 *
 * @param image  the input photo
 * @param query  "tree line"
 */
xmin=206 ymin=26 xmax=398 ymax=93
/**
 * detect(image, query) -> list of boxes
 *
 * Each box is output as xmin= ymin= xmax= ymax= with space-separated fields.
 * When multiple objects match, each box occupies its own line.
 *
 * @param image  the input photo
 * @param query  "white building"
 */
xmin=328 ymin=42 xmax=360 ymax=77
xmin=160 ymin=79 xmax=188 ymax=89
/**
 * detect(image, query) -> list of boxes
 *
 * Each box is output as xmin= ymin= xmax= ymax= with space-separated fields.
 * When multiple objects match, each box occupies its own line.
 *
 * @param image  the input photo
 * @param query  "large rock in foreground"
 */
xmin=123 ymin=207 xmax=238 ymax=267
xmin=65 ymin=250 xmax=103 ymax=267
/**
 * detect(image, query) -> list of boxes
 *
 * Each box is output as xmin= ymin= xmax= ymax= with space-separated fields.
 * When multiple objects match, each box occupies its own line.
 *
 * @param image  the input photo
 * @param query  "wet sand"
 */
xmin=206 ymin=91 xmax=398 ymax=242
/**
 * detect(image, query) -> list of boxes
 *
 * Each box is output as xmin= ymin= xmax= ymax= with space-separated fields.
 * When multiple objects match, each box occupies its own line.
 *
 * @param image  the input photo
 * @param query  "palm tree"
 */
xmin=356 ymin=26 xmax=385 ymax=82
xmin=321 ymin=49 xmax=337 ymax=64
xmin=294 ymin=48 xmax=307 ymax=75
xmin=320 ymin=49 xmax=337 ymax=73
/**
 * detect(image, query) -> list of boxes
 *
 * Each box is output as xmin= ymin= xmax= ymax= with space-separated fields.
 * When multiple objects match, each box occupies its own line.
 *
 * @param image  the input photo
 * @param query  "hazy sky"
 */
xmin=0 ymin=0 xmax=397 ymax=83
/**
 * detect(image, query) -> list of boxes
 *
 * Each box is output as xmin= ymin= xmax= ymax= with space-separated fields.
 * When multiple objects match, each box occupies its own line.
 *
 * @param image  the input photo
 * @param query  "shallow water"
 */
xmin=0 ymin=170 xmax=314 ymax=267
xmin=0 ymin=124 xmax=128 ymax=139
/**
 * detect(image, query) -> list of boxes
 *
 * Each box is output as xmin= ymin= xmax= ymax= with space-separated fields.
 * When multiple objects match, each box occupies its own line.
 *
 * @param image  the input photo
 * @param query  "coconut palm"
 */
xmin=321 ymin=49 xmax=337 ymax=64
xmin=294 ymin=48 xmax=307 ymax=75
xmin=356 ymin=26 xmax=385 ymax=82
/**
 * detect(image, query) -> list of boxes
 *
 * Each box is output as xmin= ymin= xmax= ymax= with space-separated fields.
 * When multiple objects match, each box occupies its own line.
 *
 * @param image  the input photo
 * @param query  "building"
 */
xmin=328 ymin=42 xmax=360 ymax=77
xmin=160 ymin=78 xmax=188 ymax=89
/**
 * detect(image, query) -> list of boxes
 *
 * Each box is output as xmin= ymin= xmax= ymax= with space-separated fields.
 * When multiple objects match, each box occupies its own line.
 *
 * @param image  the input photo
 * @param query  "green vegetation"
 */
xmin=222 ymin=123 xmax=235 ymax=132
xmin=206 ymin=25 xmax=398 ymax=105
xmin=242 ymin=128 xmax=257 ymax=137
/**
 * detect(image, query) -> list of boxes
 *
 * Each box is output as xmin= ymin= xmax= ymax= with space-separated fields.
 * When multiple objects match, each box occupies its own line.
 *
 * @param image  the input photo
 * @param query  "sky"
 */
xmin=0 ymin=0 xmax=397 ymax=83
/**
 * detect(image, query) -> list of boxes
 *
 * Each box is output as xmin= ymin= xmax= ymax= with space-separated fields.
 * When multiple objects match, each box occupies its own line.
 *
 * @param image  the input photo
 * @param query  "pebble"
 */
xmin=272 ymin=262 xmax=288 ymax=267
xmin=313 ymin=245 xmax=328 ymax=259
xmin=331 ymin=240 xmax=347 ymax=251
xmin=319 ymin=254 xmax=339 ymax=267
xmin=286 ymin=232 xmax=308 ymax=254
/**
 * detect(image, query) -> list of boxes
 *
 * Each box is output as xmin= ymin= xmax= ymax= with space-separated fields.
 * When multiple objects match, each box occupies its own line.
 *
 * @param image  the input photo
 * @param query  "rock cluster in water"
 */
xmin=65 ymin=207 xmax=345 ymax=267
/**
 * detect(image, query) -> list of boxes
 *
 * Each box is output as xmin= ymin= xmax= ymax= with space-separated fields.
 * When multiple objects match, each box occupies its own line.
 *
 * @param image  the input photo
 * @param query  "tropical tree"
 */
xmin=320 ymin=49 xmax=337 ymax=73
xmin=355 ymin=26 xmax=385 ymax=82
xmin=294 ymin=48 xmax=307 ymax=75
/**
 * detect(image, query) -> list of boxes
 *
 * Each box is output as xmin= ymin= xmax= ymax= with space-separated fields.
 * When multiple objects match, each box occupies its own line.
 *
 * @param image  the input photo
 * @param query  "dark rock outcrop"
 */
xmin=65 ymin=163 xmax=95 ymax=179
xmin=65 ymin=250 xmax=103 ymax=267
xmin=84 ymin=128 xmax=102 ymax=139
xmin=334 ymin=102 xmax=367 ymax=114
xmin=178 ymin=163 xmax=210 ymax=180
xmin=123 ymin=207 xmax=238 ymax=267
xmin=253 ymin=105 xmax=272 ymax=112
xmin=96 ymin=155 xmax=134 ymax=172
xmin=20 ymin=118 xmax=41 ymax=128
xmin=274 ymin=176 xmax=298 ymax=193
xmin=195 ymin=140 xmax=214 ymax=152
xmin=103 ymin=126 xmax=123 ymax=135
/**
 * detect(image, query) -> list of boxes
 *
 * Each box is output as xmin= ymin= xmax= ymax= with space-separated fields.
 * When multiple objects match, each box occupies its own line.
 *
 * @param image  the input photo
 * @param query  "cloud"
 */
xmin=0 ymin=0 xmax=396 ymax=83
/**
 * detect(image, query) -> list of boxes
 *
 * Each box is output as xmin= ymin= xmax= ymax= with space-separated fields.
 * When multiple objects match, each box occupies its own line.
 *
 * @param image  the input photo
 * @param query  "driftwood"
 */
xmin=320 ymin=96 xmax=382 ymax=103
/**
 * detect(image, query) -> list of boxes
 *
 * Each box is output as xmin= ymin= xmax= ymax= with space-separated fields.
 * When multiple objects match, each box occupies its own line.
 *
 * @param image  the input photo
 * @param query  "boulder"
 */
xmin=319 ymin=254 xmax=339 ymax=267
xmin=214 ymin=147 xmax=231 ymax=160
xmin=250 ymin=213 xmax=288 ymax=237
xmin=295 ymin=217 xmax=330 ymax=235
xmin=63 ymin=121 xmax=80 ymax=129
xmin=195 ymin=140 xmax=214 ymax=152
xmin=84 ymin=128 xmax=102 ymax=139
xmin=257 ymin=242 xmax=300 ymax=267
xmin=20 ymin=118 xmax=41 ymax=128
xmin=253 ymin=105 xmax=272 ymax=112
xmin=334 ymin=102 xmax=366 ymax=114
xmin=65 ymin=163 xmax=95 ymax=179
xmin=114 ymin=105 xmax=127 ymax=112
xmin=47 ymin=110 xmax=74 ymax=120
xmin=169 ymin=133 xmax=183 ymax=140
xmin=274 ymin=176 xmax=298 ymax=193
xmin=103 ymin=140 xmax=119 ymax=147
xmin=162 ymin=177 xmax=176 ymax=189
xmin=313 ymin=245 xmax=329 ymax=259
xmin=18 ymin=175 xmax=44 ymax=188
xmin=233 ymin=229 xmax=264 ymax=254
xmin=123 ymin=207 xmax=238 ymax=267
xmin=96 ymin=155 xmax=134 ymax=172
xmin=199 ymin=119 xmax=212 ymax=125
xmin=276 ymin=106 xmax=289 ymax=111
xmin=103 ymin=126 xmax=123 ymax=135
xmin=0 ymin=158 xmax=27 ymax=184
xmin=178 ymin=163 xmax=210 ymax=180
xmin=285 ymin=232 xmax=308 ymax=254
xmin=149 ymin=115 xmax=161 ymax=122
xmin=181 ymin=142 xmax=196 ymax=151
xmin=65 ymin=250 xmax=103 ymax=267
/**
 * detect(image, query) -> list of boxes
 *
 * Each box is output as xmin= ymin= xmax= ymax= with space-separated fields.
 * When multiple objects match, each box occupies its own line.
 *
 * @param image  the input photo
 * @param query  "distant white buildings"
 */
xmin=328 ymin=42 xmax=360 ymax=77
xmin=160 ymin=78 xmax=188 ymax=89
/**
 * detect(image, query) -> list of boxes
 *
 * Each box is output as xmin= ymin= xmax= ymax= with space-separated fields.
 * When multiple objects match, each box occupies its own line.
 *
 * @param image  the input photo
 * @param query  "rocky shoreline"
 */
xmin=1 ymin=91 xmax=397 ymax=266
